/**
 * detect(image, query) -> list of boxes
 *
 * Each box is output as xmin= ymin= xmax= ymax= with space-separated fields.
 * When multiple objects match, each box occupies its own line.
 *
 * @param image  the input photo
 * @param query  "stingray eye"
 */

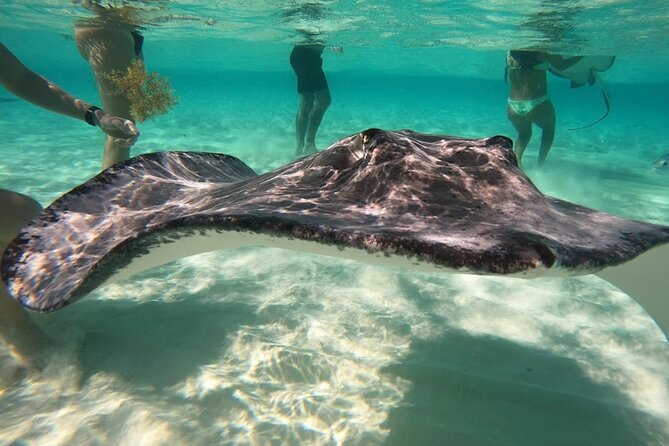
xmin=362 ymin=128 xmax=382 ymax=144
xmin=361 ymin=128 xmax=384 ymax=152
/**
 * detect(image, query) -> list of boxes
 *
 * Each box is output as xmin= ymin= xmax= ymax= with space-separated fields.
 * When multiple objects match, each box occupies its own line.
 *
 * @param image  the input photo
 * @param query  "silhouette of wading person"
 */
xmin=290 ymin=43 xmax=333 ymax=156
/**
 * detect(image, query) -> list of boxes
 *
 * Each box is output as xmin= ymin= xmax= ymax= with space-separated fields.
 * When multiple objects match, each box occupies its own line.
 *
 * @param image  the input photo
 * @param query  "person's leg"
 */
xmin=75 ymin=26 xmax=139 ymax=169
xmin=507 ymin=107 xmax=532 ymax=166
xmin=532 ymin=100 xmax=556 ymax=167
xmin=295 ymin=92 xmax=314 ymax=156
xmin=0 ymin=189 xmax=51 ymax=368
xmin=303 ymin=88 xmax=331 ymax=154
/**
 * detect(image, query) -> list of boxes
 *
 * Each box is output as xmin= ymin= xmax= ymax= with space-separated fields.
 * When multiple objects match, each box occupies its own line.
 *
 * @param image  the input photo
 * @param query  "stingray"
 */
xmin=3 ymin=129 xmax=668 ymax=337
xmin=653 ymin=153 xmax=669 ymax=171
xmin=548 ymin=55 xmax=616 ymax=130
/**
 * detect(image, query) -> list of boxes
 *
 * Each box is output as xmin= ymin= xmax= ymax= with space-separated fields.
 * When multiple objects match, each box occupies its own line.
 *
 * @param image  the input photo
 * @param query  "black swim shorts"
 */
xmin=290 ymin=45 xmax=329 ymax=94
xmin=131 ymin=30 xmax=144 ymax=56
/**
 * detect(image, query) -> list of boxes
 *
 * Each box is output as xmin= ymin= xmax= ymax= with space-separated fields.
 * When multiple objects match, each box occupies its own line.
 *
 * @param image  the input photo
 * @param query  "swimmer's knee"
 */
xmin=313 ymin=104 xmax=329 ymax=115
xmin=0 ymin=190 xmax=42 ymax=246
xmin=320 ymin=92 xmax=332 ymax=107
xmin=0 ymin=190 xmax=42 ymax=216
xmin=313 ymin=98 xmax=331 ymax=113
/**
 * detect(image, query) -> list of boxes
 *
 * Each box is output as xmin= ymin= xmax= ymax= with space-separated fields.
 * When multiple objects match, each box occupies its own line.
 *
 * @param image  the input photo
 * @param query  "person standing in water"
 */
xmin=505 ymin=49 xmax=580 ymax=167
xmin=290 ymin=43 xmax=340 ymax=156
xmin=0 ymin=41 xmax=139 ymax=369
xmin=75 ymin=0 xmax=145 ymax=169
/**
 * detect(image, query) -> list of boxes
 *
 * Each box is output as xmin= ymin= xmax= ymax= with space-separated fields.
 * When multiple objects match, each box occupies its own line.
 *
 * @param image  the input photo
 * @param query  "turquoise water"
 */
xmin=1 ymin=1 xmax=669 ymax=445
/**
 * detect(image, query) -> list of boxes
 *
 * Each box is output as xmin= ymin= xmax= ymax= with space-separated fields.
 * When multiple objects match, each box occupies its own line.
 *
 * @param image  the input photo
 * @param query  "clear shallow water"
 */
xmin=1 ymin=1 xmax=669 ymax=445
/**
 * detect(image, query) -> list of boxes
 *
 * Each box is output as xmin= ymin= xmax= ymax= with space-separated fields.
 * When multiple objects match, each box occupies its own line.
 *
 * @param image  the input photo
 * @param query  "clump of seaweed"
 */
xmin=103 ymin=59 xmax=177 ymax=122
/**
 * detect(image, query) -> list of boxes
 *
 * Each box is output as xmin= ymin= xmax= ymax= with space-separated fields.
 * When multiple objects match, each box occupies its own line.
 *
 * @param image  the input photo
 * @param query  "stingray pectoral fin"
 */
xmin=595 ymin=243 xmax=669 ymax=339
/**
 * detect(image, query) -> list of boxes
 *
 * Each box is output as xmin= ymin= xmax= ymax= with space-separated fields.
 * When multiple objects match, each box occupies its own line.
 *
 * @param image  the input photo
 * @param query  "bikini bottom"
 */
xmin=507 ymin=95 xmax=549 ymax=116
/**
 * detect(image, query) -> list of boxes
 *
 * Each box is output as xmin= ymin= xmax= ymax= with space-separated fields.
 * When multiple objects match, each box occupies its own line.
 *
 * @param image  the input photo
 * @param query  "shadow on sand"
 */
xmin=37 ymin=297 xmax=261 ymax=389
xmin=381 ymin=329 xmax=667 ymax=446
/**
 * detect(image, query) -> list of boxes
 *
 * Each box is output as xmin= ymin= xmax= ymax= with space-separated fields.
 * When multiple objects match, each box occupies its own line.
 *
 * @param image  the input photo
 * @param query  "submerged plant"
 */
xmin=103 ymin=59 xmax=177 ymax=122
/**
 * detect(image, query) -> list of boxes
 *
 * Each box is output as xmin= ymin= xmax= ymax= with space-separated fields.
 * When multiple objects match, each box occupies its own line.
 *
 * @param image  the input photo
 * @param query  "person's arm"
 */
xmin=0 ymin=43 xmax=139 ymax=147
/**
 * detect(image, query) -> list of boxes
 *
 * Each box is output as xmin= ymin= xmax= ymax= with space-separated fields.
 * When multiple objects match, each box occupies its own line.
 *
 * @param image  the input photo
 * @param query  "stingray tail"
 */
xmin=568 ymin=73 xmax=611 ymax=131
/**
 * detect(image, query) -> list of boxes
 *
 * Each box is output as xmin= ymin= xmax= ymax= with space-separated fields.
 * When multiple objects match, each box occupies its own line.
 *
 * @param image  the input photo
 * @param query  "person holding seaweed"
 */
xmin=75 ymin=0 xmax=176 ymax=169
xmin=74 ymin=0 xmax=147 ymax=169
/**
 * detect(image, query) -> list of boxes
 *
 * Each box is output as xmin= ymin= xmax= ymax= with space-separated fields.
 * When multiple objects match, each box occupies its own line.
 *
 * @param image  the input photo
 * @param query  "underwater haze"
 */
xmin=1 ymin=1 xmax=669 ymax=445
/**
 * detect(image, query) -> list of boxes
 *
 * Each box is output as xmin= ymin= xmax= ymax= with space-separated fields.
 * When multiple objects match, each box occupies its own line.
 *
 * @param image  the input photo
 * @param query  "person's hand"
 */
xmin=94 ymin=109 xmax=140 ymax=148
xmin=328 ymin=45 xmax=343 ymax=54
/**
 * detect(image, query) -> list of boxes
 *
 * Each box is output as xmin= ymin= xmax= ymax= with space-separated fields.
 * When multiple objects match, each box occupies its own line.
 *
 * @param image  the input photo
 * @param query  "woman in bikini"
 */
xmin=505 ymin=50 xmax=578 ymax=167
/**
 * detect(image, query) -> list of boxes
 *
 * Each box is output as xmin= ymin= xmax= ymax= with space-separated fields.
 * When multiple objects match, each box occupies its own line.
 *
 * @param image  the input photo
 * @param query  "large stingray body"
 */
xmin=3 ymin=129 xmax=668 ymax=334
